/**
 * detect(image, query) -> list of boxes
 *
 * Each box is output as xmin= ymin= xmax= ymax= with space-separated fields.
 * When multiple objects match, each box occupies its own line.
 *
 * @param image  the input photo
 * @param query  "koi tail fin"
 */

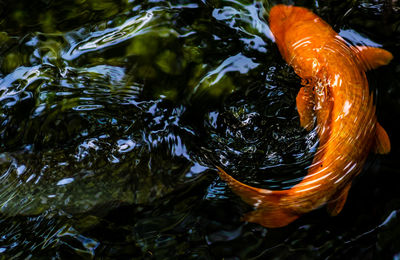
xmin=242 ymin=207 xmax=299 ymax=228
xmin=216 ymin=166 xmax=299 ymax=228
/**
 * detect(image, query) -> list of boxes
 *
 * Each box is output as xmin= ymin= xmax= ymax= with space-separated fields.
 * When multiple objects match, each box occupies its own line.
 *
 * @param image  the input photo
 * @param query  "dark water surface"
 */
xmin=1 ymin=0 xmax=400 ymax=258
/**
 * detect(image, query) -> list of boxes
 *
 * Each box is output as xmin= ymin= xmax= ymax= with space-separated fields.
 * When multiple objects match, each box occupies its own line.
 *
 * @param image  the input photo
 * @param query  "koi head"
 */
xmin=269 ymin=5 xmax=324 ymax=63
xmin=269 ymin=5 xmax=294 ymax=43
xmin=269 ymin=5 xmax=318 ymax=42
xmin=269 ymin=4 xmax=294 ymax=28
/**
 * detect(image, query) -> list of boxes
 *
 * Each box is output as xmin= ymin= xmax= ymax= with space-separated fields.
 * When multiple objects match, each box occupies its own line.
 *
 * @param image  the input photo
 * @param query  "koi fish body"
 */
xmin=217 ymin=5 xmax=392 ymax=228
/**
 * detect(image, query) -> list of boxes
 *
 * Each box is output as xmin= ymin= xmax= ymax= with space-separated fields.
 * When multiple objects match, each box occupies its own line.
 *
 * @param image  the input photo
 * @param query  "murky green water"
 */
xmin=1 ymin=0 xmax=400 ymax=258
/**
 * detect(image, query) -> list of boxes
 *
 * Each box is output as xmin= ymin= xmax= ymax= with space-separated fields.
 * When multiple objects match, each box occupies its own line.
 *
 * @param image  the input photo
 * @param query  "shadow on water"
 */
xmin=0 ymin=0 xmax=400 ymax=258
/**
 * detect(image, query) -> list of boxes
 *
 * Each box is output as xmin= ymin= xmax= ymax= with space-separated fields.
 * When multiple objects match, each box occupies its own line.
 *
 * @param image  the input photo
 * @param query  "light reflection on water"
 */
xmin=0 ymin=0 xmax=399 ymax=258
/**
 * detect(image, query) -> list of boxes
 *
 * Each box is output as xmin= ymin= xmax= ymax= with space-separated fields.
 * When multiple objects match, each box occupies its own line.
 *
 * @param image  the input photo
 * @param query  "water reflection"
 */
xmin=0 ymin=0 xmax=399 ymax=258
xmin=63 ymin=11 xmax=156 ymax=61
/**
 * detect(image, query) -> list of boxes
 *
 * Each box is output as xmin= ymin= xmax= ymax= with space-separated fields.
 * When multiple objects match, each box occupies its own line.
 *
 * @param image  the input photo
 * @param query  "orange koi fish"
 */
xmin=217 ymin=4 xmax=393 ymax=228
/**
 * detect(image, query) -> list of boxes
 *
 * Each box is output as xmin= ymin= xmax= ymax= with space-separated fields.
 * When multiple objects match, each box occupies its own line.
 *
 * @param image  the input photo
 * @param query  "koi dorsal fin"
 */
xmin=374 ymin=122 xmax=391 ymax=154
xmin=354 ymin=46 xmax=393 ymax=71
xmin=296 ymin=86 xmax=315 ymax=131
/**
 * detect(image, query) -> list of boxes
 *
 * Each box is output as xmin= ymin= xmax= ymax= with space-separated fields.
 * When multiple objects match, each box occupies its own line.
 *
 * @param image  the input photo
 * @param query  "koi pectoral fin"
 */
xmin=242 ymin=207 xmax=299 ymax=228
xmin=354 ymin=46 xmax=393 ymax=71
xmin=296 ymin=86 xmax=315 ymax=131
xmin=326 ymin=183 xmax=352 ymax=216
xmin=373 ymin=122 xmax=391 ymax=154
